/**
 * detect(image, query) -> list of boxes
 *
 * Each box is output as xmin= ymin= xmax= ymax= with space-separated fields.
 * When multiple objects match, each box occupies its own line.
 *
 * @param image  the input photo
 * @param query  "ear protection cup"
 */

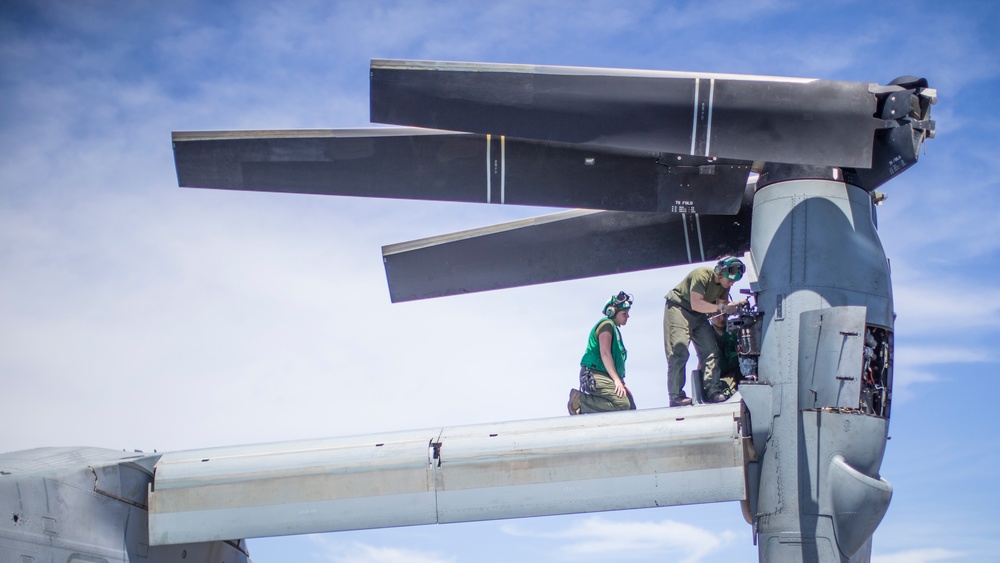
xmin=602 ymin=291 xmax=632 ymax=318
xmin=714 ymin=260 xmax=725 ymax=276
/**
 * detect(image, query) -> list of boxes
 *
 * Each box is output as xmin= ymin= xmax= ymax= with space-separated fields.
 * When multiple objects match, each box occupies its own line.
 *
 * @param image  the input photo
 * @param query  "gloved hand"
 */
xmin=721 ymin=300 xmax=747 ymax=315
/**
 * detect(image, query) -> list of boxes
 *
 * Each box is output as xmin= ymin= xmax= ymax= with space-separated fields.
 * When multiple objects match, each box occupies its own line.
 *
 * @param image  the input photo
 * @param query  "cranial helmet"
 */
xmin=714 ymin=257 xmax=746 ymax=282
xmin=604 ymin=291 xmax=633 ymax=318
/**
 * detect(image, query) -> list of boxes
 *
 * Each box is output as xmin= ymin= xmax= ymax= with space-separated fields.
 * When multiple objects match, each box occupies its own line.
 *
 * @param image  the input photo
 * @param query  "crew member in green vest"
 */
xmin=664 ymin=257 xmax=747 ymax=406
xmin=568 ymin=291 xmax=636 ymax=414
xmin=711 ymin=312 xmax=743 ymax=397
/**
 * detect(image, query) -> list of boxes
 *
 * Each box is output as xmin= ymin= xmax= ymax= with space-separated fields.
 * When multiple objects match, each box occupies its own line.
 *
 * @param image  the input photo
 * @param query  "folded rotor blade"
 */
xmin=370 ymin=59 xmax=884 ymax=168
xmin=382 ymin=190 xmax=753 ymax=302
xmin=173 ymin=129 xmax=751 ymax=214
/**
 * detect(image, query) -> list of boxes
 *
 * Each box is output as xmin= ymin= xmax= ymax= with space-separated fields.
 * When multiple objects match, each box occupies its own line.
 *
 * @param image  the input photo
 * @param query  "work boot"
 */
xmin=669 ymin=396 xmax=692 ymax=407
xmin=567 ymin=389 xmax=582 ymax=415
xmin=708 ymin=392 xmax=728 ymax=403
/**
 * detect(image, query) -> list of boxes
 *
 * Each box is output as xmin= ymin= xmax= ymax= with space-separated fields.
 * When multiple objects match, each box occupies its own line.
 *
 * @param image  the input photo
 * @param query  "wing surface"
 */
xmin=149 ymin=404 xmax=746 ymax=545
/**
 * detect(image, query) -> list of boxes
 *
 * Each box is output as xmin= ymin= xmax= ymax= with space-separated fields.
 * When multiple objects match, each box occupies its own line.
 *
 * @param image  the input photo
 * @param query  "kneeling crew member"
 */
xmin=568 ymin=292 xmax=636 ymax=414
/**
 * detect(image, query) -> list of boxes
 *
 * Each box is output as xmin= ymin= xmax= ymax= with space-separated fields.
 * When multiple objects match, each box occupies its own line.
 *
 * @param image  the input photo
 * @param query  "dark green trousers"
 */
xmin=579 ymin=368 xmax=635 ymax=413
xmin=664 ymin=302 xmax=724 ymax=401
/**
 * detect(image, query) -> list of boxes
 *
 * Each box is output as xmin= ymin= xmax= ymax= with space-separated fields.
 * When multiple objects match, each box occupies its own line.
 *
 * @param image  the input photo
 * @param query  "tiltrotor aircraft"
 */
xmin=0 ymin=60 xmax=935 ymax=562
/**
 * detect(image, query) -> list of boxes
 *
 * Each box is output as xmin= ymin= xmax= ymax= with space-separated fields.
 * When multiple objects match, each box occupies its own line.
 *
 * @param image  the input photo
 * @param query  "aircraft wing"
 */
xmin=148 ymin=403 xmax=748 ymax=545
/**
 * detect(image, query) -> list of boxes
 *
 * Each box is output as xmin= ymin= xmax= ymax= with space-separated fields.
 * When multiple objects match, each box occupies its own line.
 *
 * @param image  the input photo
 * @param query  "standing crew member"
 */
xmin=664 ymin=258 xmax=746 ymax=407
xmin=568 ymin=292 xmax=636 ymax=415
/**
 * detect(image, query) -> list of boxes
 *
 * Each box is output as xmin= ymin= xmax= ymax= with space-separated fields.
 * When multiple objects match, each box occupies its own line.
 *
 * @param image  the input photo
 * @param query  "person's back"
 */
xmin=666 ymin=267 xmax=729 ymax=311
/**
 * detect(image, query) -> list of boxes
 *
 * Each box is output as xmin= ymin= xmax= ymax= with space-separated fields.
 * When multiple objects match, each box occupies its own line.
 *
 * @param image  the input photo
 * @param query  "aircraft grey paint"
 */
xmin=1 ymin=60 xmax=934 ymax=562
xmin=1 ymin=406 xmax=746 ymax=562
xmin=740 ymin=176 xmax=895 ymax=561
xmin=0 ymin=448 xmax=250 ymax=563
xmin=146 ymin=403 xmax=746 ymax=545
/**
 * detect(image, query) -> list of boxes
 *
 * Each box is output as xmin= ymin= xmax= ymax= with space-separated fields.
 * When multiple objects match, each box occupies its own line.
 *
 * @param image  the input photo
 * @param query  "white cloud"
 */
xmin=888 ymin=345 xmax=989 ymax=403
xmin=501 ymin=515 xmax=736 ymax=563
xmin=894 ymin=346 xmax=989 ymax=366
xmin=887 ymin=368 xmax=939 ymax=403
xmin=872 ymin=547 xmax=966 ymax=563
xmin=891 ymin=276 xmax=1000 ymax=335
xmin=310 ymin=537 xmax=456 ymax=563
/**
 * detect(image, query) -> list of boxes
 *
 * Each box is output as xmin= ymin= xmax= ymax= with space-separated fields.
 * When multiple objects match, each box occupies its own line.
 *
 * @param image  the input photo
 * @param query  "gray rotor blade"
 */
xmin=382 ymin=190 xmax=753 ymax=302
xmin=173 ymin=129 xmax=751 ymax=214
xmin=370 ymin=59 xmax=884 ymax=168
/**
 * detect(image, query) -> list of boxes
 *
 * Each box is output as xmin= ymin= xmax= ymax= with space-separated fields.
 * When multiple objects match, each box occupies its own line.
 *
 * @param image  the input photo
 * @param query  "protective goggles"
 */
xmin=612 ymin=291 xmax=633 ymax=309
xmin=722 ymin=262 xmax=745 ymax=281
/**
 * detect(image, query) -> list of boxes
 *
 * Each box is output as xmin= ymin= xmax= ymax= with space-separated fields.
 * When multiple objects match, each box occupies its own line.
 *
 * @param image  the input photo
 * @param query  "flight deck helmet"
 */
xmin=604 ymin=291 xmax=633 ymax=318
xmin=714 ymin=257 xmax=746 ymax=282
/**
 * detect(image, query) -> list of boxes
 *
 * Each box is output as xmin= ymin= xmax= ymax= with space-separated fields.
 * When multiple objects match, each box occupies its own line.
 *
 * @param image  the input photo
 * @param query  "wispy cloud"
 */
xmin=873 ymin=547 xmax=966 ymax=563
xmin=501 ymin=515 xmax=736 ymax=563
xmin=888 ymin=367 xmax=940 ymax=403
xmin=894 ymin=346 xmax=989 ymax=366
xmin=889 ymin=345 xmax=989 ymax=402
xmin=309 ymin=537 xmax=457 ymax=563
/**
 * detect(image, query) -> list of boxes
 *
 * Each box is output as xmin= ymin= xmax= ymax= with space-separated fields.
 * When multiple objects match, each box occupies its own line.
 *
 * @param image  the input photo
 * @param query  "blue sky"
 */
xmin=2 ymin=1 xmax=999 ymax=562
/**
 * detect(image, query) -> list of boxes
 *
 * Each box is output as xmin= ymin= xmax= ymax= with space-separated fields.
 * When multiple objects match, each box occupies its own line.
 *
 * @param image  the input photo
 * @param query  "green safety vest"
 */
xmin=718 ymin=329 xmax=740 ymax=375
xmin=579 ymin=318 xmax=627 ymax=378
